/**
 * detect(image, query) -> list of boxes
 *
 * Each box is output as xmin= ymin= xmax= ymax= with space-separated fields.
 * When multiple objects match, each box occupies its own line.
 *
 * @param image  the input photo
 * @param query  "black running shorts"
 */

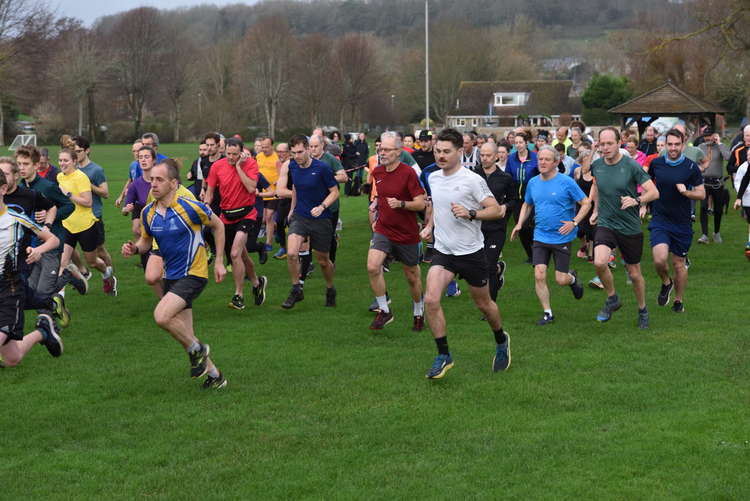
xmin=162 ymin=275 xmax=208 ymax=309
xmin=0 ymin=293 xmax=24 ymax=343
xmin=594 ymin=226 xmax=644 ymax=265
xmin=430 ymin=249 xmax=489 ymax=288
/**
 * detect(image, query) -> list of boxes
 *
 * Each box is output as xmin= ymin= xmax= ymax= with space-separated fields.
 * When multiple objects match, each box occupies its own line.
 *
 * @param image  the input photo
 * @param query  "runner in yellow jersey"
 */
xmin=255 ymin=137 xmax=279 ymax=254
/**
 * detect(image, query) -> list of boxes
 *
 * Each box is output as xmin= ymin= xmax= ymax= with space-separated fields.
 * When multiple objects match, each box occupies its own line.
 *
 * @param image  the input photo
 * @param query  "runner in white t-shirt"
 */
xmin=419 ymin=128 xmax=512 ymax=379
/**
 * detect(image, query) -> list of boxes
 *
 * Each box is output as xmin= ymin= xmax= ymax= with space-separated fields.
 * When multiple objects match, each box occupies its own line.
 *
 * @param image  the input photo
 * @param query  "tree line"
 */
xmin=1 ymin=0 xmax=741 ymax=146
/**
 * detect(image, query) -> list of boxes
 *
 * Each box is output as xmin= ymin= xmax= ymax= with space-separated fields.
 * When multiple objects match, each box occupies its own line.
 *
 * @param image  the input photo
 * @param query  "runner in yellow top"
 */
xmin=57 ymin=148 xmax=109 ymax=280
xmin=255 ymin=136 xmax=279 ymax=253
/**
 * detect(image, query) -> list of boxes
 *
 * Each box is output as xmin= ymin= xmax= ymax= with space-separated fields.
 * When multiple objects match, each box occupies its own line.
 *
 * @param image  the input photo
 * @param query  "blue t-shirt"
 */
xmin=129 ymin=160 xmax=142 ymax=181
xmin=130 ymin=153 xmax=167 ymax=181
xmin=524 ymin=172 xmax=586 ymax=244
xmin=419 ymin=163 xmax=440 ymax=195
xmin=648 ymin=156 xmax=703 ymax=227
xmin=79 ymin=161 xmax=107 ymax=218
xmin=290 ymin=158 xmax=337 ymax=219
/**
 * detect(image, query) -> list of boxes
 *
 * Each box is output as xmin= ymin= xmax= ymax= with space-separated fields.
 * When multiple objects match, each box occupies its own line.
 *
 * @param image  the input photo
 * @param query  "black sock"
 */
xmin=493 ymin=328 xmax=507 ymax=345
xmin=639 ymin=306 xmax=648 ymax=313
xmin=435 ymin=336 xmax=449 ymax=355
xmin=299 ymin=252 xmax=312 ymax=279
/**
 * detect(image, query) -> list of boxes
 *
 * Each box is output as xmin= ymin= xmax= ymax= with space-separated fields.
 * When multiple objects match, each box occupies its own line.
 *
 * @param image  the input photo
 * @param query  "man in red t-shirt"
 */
xmin=205 ymin=138 xmax=267 ymax=310
xmin=367 ymin=132 xmax=427 ymax=331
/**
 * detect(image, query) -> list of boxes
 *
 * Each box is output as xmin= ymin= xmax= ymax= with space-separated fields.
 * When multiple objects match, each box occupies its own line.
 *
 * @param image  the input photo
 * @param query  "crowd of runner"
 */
xmin=2 ymin=118 xmax=747 ymax=387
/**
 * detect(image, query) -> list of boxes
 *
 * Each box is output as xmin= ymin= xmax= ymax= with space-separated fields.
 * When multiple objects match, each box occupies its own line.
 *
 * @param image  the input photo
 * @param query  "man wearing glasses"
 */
xmin=281 ymin=135 xmax=339 ymax=310
xmin=367 ymin=132 xmax=427 ymax=331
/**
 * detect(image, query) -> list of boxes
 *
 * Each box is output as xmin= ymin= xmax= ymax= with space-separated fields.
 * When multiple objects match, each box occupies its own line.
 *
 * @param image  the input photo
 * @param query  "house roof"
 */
xmin=454 ymin=80 xmax=579 ymax=116
xmin=609 ymin=80 xmax=726 ymax=115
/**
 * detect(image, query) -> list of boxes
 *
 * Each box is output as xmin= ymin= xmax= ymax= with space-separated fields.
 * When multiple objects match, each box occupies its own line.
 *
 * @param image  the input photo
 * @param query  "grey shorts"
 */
xmin=532 ymin=241 xmax=572 ymax=273
xmin=289 ymin=215 xmax=333 ymax=253
xmin=369 ymin=232 xmax=420 ymax=266
xmin=28 ymin=249 xmax=63 ymax=297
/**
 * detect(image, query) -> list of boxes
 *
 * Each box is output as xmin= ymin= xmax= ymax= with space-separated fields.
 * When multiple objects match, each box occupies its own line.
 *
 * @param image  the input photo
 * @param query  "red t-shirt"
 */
xmin=206 ymin=157 xmax=259 ymax=223
xmin=373 ymin=163 xmax=425 ymax=244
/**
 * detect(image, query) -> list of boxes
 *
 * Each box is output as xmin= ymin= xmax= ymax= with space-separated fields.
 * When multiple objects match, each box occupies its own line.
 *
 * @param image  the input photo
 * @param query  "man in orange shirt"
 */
xmin=255 ymin=137 xmax=279 ymax=254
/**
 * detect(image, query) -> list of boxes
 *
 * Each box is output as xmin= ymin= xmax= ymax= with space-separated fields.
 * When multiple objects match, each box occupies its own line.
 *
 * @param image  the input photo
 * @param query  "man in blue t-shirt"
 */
xmin=511 ymin=145 xmax=590 ymax=325
xmin=648 ymin=129 xmax=705 ymax=313
xmin=281 ymin=135 xmax=339 ymax=310
xmin=73 ymin=135 xmax=118 ymax=296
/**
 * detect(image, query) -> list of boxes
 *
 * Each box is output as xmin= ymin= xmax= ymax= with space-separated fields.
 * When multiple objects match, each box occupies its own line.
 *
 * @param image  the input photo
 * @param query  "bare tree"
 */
xmin=0 ymin=0 xmax=44 ymax=145
xmin=333 ymin=33 xmax=382 ymax=130
xmin=199 ymin=43 xmax=235 ymax=132
xmin=426 ymin=22 xmax=493 ymax=124
xmin=240 ymin=15 xmax=295 ymax=138
xmin=161 ymin=32 xmax=195 ymax=142
xmin=295 ymin=33 xmax=337 ymax=128
xmin=50 ymin=29 xmax=107 ymax=138
xmin=107 ymin=7 xmax=166 ymax=138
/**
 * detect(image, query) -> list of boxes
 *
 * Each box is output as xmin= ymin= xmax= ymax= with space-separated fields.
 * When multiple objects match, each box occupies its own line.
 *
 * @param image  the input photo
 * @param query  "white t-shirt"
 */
xmin=430 ymin=166 xmax=494 ymax=255
xmin=733 ymin=162 xmax=750 ymax=207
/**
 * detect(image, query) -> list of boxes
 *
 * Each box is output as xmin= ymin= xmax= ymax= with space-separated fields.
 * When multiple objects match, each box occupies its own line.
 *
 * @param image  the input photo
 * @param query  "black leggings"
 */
xmin=700 ymin=183 xmax=725 ymax=235
xmin=483 ymin=230 xmax=507 ymax=302
xmin=513 ymin=204 xmax=534 ymax=260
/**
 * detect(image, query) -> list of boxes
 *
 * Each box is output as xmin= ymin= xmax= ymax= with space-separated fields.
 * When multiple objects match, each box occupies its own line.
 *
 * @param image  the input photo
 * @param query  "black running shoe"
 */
xmin=65 ymin=268 xmax=88 ymax=295
xmin=325 ymin=287 xmax=336 ymax=307
xmin=281 ymin=286 xmax=304 ymax=309
xmin=202 ymin=372 xmax=228 ymax=390
xmin=569 ymin=270 xmax=584 ymax=300
xmin=188 ymin=343 xmax=210 ymax=378
xmin=671 ymin=300 xmax=685 ymax=313
xmin=52 ymin=294 xmax=71 ymax=328
xmin=536 ymin=312 xmax=554 ymax=325
xmin=657 ymin=280 xmax=673 ymax=306
xmin=638 ymin=309 xmax=649 ymax=329
xmin=253 ymin=276 xmax=267 ymax=306
xmin=497 ymin=260 xmax=507 ymax=291
xmin=229 ymin=294 xmax=245 ymax=310
xmin=37 ymin=313 xmax=63 ymax=357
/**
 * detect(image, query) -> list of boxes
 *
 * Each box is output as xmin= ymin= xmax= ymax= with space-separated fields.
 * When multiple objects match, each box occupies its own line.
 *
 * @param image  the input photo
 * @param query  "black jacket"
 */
xmin=473 ymin=165 xmax=518 ymax=233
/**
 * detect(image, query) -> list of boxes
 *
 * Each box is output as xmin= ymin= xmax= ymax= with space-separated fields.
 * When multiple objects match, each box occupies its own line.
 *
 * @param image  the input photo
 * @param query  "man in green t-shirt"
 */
xmin=589 ymin=127 xmax=660 ymax=328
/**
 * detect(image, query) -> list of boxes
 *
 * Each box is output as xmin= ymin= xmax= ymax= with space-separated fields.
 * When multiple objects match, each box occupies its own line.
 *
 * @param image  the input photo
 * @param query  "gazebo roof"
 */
xmin=609 ymin=80 xmax=725 ymax=115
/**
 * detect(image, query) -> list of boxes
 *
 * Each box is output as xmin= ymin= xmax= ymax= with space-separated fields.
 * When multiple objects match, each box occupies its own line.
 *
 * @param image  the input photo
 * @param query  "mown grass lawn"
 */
xmin=3 ymin=144 xmax=748 ymax=499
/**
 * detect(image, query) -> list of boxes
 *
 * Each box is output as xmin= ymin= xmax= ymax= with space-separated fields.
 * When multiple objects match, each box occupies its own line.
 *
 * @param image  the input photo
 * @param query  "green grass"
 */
xmin=3 ymin=144 xmax=749 ymax=499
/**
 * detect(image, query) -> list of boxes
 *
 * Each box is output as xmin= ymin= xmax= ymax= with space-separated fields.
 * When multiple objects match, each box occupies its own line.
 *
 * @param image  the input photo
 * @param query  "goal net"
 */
xmin=8 ymin=134 xmax=37 ymax=151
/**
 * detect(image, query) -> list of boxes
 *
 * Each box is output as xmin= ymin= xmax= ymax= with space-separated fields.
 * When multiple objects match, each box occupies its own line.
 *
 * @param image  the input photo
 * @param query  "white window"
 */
xmin=456 ymin=118 xmax=466 ymax=127
xmin=494 ymin=92 xmax=529 ymax=107
xmin=471 ymin=118 xmax=479 ymax=127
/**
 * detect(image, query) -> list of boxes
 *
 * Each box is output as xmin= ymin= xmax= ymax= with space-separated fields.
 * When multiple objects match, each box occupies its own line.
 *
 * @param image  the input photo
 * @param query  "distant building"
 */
xmin=446 ymin=80 xmax=582 ymax=130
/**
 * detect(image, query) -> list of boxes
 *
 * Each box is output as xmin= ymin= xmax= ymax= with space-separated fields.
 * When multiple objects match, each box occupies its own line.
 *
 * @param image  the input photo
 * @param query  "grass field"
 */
xmin=3 ymin=144 xmax=749 ymax=499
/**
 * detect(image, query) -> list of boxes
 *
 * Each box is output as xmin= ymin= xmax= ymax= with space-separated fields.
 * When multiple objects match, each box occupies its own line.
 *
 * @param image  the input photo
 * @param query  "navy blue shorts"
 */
xmin=649 ymin=221 xmax=692 ymax=257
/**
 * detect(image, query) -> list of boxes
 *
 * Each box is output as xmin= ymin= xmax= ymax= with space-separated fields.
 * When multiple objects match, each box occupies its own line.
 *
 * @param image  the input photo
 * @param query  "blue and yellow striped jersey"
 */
xmin=141 ymin=196 xmax=213 ymax=280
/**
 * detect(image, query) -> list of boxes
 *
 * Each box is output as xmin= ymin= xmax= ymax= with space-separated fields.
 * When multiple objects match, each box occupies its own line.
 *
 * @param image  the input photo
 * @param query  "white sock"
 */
xmin=207 ymin=367 xmax=219 ymax=378
xmin=569 ymin=273 xmax=576 ymax=285
xmin=187 ymin=341 xmax=200 ymax=353
xmin=102 ymin=266 xmax=113 ymax=279
xmin=413 ymin=300 xmax=424 ymax=316
xmin=58 ymin=288 xmax=65 ymax=298
xmin=376 ymin=295 xmax=389 ymax=313
xmin=544 ymin=309 xmax=553 ymax=316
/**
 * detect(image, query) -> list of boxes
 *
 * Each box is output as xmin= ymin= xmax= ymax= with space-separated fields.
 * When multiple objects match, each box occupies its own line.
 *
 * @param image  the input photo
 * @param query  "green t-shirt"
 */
xmin=591 ymin=155 xmax=651 ymax=235
xmin=316 ymin=152 xmax=343 ymax=212
xmin=400 ymin=150 xmax=417 ymax=167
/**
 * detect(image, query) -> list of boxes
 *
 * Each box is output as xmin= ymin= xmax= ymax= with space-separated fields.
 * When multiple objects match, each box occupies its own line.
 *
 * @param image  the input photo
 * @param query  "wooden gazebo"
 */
xmin=609 ymin=80 xmax=726 ymax=135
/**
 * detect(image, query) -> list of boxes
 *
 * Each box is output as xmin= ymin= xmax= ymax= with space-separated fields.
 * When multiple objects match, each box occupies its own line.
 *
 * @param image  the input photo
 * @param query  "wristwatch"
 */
xmin=400 ymin=200 xmax=406 ymax=209
xmin=44 ymin=222 xmax=53 ymax=229
xmin=469 ymin=209 xmax=477 ymax=220
xmin=635 ymin=196 xmax=641 ymax=205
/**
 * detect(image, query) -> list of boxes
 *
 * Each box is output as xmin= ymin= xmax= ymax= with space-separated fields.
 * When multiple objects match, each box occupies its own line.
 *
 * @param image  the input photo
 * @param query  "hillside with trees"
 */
xmin=1 ymin=0 xmax=743 ymax=144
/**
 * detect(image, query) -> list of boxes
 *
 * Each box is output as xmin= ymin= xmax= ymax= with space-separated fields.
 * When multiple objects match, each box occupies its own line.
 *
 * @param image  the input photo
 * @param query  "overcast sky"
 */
xmin=52 ymin=1 xmax=251 ymax=26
